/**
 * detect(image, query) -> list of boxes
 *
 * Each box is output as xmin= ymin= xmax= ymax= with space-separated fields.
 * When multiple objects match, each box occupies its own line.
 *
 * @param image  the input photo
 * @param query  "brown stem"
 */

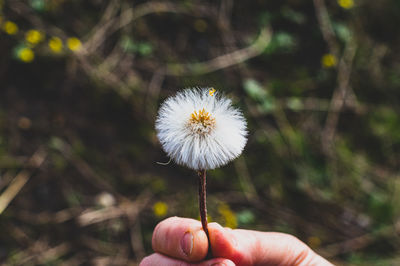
xmin=198 ymin=169 xmax=212 ymax=257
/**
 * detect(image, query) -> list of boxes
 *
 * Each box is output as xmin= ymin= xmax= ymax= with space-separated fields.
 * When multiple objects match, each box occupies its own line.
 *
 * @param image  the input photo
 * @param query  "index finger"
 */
xmin=152 ymin=216 xmax=209 ymax=262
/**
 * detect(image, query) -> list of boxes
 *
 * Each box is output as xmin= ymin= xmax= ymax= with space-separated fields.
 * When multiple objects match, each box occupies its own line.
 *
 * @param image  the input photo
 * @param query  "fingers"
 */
xmin=152 ymin=216 xmax=209 ymax=262
xmin=208 ymin=223 xmax=333 ymax=266
xmin=151 ymin=217 xmax=333 ymax=265
xmin=207 ymin=223 xmax=254 ymax=265
xmin=140 ymin=253 xmax=235 ymax=266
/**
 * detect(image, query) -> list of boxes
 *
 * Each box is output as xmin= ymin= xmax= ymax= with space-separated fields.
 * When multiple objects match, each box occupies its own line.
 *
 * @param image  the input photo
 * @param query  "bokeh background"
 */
xmin=1 ymin=0 xmax=400 ymax=265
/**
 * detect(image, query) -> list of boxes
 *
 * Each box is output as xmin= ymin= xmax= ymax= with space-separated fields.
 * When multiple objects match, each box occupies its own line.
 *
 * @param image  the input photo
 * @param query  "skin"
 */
xmin=140 ymin=217 xmax=334 ymax=266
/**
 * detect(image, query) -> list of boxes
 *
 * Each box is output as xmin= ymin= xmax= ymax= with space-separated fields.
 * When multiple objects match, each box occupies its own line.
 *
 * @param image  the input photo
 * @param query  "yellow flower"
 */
xmin=18 ymin=48 xmax=35 ymax=63
xmin=321 ymin=53 xmax=337 ymax=68
xmin=153 ymin=201 xmax=168 ymax=217
xmin=338 ymin=0 xmax=354 ymax=9
xmin=307 ymin=236 xmax=322 ymax=249
xmin=48 ymin=36 xmax=63 ymax=53
xmin=218 ymin=203 xmax=237 ymax=229
xmin=67 ymin=37 xmax=82 ymax=51
xmin=209 ymin=88 xmax=216 ymax=96
xmin=150 ymin=178 xmax=166 ymax=192
xmin=3 ymin=21 xmax=18 ymax=35
xmin=25 ymin=29 xmax=44 ymax=45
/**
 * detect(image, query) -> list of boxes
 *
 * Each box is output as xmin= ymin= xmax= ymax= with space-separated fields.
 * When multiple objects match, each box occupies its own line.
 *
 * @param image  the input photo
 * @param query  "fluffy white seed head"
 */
xmin=155 ymin=88 xmax=247 ymax=170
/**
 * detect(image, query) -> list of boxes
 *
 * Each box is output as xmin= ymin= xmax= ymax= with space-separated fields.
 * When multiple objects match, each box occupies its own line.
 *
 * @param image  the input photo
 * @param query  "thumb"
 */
xmin=208 ymin=223 xmax=333 ymax=266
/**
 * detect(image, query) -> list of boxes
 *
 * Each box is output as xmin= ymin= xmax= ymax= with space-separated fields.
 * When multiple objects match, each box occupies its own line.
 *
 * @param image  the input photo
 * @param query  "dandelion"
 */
xmin=67 ymin=37 xmax=82 ymax=51
xmin=3 ymin=21 xmax=18 ymax=35
xmin=322 ymin=53 xmax=337 ymax=68
xmin=156 ymin=88 xmax=247 ymax=170
xmin=155 ymin=87 xmax=247 ymax=255
xmin=25 ymin=29 xmax=44 ymax=45
xmin=48 ymin=36 xmax=63 ymax=53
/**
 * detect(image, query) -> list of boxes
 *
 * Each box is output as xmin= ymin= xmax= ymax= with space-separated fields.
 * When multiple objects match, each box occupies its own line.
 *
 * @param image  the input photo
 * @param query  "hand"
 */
xmin=140 ymin=216 xmax=333 ymax=266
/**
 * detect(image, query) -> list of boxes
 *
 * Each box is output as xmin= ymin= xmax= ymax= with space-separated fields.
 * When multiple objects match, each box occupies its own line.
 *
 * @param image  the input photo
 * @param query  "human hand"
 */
xmin=140 ymin=216 xmax=333 ymax=266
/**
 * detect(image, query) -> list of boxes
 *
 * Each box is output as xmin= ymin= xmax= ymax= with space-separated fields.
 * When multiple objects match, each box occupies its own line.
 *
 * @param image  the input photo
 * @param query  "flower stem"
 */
xmin=198 ymin=169 xmax=212 ymax=257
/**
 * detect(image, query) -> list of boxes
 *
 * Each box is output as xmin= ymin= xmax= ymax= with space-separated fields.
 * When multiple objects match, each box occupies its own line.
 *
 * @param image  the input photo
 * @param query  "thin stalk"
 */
xmin=198 ymin=169 xmax=212 ymax=256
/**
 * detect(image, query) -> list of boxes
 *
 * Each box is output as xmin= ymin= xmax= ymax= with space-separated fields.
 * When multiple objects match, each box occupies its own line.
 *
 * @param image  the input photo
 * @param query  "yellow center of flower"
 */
xmin=188 ymin=108 xmax=216 ymax=134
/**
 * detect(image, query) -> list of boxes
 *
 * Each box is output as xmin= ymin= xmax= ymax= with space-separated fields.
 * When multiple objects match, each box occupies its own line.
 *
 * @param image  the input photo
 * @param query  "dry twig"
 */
xmin=164 ymin=27 xmax=272 ymax=76
xmin=313 ymin=0 xmax=359 ymax=155
xmin=322 ymin=40 xmax=357 ymax=155
xmin=318 ymin=225 xmax=397 ymax=258
xmin=0 ymin=148 xmax=47 ymax=215
xmin=77 ymin=189 xmax=152 ymax=227
xmin=84 ymin=1 xmax=211 ymax=53
xmin=313 ymin=0 xmax=339 ymax=56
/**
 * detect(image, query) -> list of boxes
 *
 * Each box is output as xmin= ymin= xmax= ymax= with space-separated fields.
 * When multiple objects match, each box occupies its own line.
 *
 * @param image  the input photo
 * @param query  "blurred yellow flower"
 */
xmin=48 ymin=36 xmax=63 ymax=53
xmin=218 ymin=203 xmax=237 ymax=229
xmin=153 ymin=201 xmax=168 ymax=217
xmin=67 ymin=37 xmax=82 ymax=51
xmin=150 ymin=178 xmax=166 ymax=192
xmin=338 ymin=0 xmax=354 ymax=9
xmin=25 ymin=29 xmax=44 ymax=45
xmin=197 ymin=214 xmax=213 ymax=223
xmin=18 ymin=48 xmax=35 ymax=63
xmin=321 ymin=53 xmax=337 ymax=68
xmin=194 ymin=19 xmax=207 ymax=33
xmin=307 ymin=236 xmax=322 ymax=249
xmin=3 ymin=21 xmax=18 ymax=35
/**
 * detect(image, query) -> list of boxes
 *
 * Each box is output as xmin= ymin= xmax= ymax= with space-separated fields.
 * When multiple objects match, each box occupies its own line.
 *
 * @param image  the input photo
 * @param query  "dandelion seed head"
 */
xmin=155 ymin=88 xmax=247 ymax=170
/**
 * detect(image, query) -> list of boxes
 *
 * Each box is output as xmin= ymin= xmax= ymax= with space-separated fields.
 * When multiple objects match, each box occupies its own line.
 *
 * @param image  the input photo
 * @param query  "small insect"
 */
xmin=208 ymin=88 xmax=216 ymax=96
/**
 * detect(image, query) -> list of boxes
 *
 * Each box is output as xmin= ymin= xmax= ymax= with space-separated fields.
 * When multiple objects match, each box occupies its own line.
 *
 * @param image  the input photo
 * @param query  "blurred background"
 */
xmin=0 ymin=0 xmax=400 ymax=265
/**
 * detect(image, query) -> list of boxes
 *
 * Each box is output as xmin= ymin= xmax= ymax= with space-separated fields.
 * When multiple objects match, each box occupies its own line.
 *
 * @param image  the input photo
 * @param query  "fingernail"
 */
xmin=181 ymin=231 xmax=193 ymax=256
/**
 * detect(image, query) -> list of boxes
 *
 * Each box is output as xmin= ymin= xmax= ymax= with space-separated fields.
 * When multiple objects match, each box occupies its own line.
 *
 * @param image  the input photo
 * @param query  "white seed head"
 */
xmin=155 ymin=88 xmax=247 ymax=170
